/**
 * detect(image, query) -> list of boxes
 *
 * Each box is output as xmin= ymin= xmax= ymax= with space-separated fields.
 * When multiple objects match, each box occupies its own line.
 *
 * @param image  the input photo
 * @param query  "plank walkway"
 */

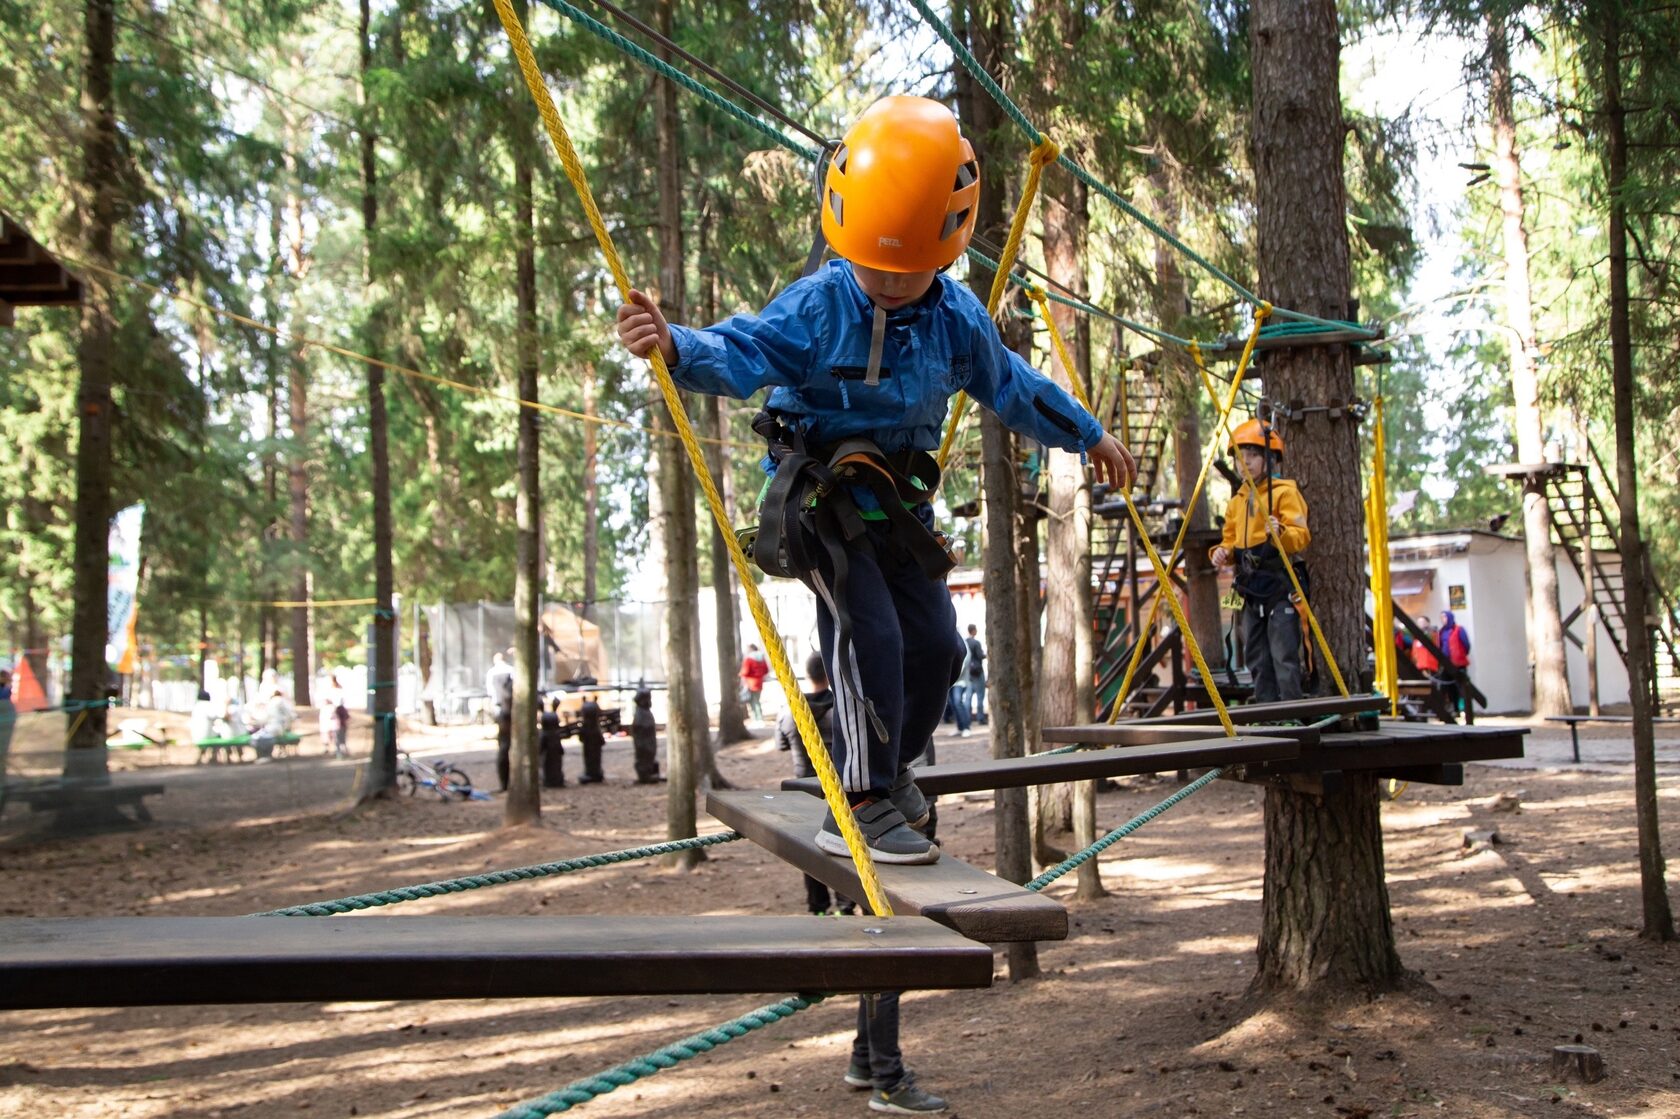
xmin=708 ymin=790 xmax=1066 ymax=943
xmin=0 ymin=915 xmax=992 ymax=1008
xmin=781 ymin=735 xmax=1298 ymax=798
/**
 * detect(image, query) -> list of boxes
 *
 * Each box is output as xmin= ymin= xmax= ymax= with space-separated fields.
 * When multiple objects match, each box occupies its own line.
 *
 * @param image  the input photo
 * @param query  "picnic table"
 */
xmin=195 ymin=732 xmax=302 ymax=764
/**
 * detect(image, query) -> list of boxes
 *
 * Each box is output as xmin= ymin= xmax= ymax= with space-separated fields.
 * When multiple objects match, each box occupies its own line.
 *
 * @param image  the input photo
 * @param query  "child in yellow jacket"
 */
xmin=1210 ymin=419 xmax=1310 ymax=702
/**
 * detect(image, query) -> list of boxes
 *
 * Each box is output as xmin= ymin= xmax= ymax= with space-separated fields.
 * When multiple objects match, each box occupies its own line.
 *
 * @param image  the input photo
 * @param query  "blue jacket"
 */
xmin=666 ymin=261 xmax=1105 ymax=459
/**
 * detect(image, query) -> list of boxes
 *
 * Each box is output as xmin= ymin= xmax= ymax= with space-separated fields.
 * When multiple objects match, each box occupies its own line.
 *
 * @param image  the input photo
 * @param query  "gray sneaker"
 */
xmin=869 ymin=1071 xmax=947 ymax=1114
xmin=844 ymin=1062 xmax=873 ymax=1089
xmin=815 ymin=799 xmax=938 ymax=865
xmin=888 ymin=766 xmax=929 ymax=829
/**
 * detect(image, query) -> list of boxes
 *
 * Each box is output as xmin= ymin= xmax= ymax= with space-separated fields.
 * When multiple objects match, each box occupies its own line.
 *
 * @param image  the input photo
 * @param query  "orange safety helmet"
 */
xmin=820 ymin=96 xmax=980 ymax=273
xmin=1229 ymin=418 xmax=1285 ymax=456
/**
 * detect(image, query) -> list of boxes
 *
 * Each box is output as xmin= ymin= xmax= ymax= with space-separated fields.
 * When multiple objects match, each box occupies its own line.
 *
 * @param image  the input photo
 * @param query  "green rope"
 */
xmin=1026 ymin=767 xmax=1224 ymax=892
xmin=252 ymin=832 xmax=745 ymax=916
xmin=900 ymin=0 xmax=1379 ymax=339
xmin=496 ymin=993 xmax=825 ymax=1118
xmin=536 ymin=0 xmax=820 ymax=161
xmin=964 ymin=246 xmax=1190 ymax=347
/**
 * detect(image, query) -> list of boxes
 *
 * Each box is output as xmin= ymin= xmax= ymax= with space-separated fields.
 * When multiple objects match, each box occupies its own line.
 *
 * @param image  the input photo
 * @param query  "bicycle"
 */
xmin=396 ymin=752 xmax=487 ymax=800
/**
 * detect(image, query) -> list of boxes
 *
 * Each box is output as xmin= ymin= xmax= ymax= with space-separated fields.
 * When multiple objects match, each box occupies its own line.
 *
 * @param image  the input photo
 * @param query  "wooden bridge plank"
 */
xmin=708 ymin=790 xmax=1066 ymax=944
xmin=1120 ymin=693 xmax=1389 ymax=725
xmin=1039 ymin=723 xmax=1322 ymax=747
xmin=0 ymin=914 xmax=992 ymax=1009
xmin=782 ymin=736 xmax=1298 ymax=798
xmin=1255 ymin=721 xmax=1526 ymax=774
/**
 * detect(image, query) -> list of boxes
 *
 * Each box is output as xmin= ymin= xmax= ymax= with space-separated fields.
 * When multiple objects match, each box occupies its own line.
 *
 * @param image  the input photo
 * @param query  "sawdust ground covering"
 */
xmin=1 ymin=712 xmax=1677 ymax=1119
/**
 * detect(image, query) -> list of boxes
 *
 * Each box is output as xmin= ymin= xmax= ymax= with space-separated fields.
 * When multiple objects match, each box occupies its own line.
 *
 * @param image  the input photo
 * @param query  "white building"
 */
xmin=1388 ymin=530 xmax=1629 ymax=714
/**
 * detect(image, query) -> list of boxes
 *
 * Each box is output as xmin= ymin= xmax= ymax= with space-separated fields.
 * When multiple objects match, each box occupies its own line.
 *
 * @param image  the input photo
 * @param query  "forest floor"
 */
xmin=2 ymin=710 xmax=1678 ymax=1119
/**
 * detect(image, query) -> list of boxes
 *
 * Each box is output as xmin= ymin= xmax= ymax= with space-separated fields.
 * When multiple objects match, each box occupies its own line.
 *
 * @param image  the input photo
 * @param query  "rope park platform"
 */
xmin=0 ymin=694 xmax=1528 ymax=1004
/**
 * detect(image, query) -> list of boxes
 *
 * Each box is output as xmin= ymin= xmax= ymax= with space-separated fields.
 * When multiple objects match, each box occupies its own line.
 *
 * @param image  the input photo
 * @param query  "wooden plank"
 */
xmin=709 ymin=790 xmax=1066 ymax=944
xmin=782 ymin=735 xmax=1298 ymax=798
xmin=0 ymin=915 xmax=992 ymax=1008
xmin=1262 ymin=722 xmax=1526 ymax=773
xmin=1119 ymin=693 xmax=1389 ymax=726
xmin=1040 ymin=722 xmax=1321 ymax=747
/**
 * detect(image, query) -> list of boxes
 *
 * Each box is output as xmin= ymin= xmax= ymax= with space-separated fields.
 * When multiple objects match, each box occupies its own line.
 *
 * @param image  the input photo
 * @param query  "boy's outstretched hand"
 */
xmin=616 ymin=289 xmax=677 ymax=365
xmin=1088 ymin=433 xmax=1137 ymax=492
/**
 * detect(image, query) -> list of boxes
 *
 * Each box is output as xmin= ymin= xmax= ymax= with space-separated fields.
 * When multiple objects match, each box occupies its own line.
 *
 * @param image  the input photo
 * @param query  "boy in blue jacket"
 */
xmin=618 ymin=96 xmax=1133 ymax=868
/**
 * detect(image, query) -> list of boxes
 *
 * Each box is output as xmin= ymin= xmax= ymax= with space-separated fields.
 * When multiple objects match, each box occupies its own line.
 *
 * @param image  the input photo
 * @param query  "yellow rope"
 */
xmin=58 ymin=256 xmax=760 ymax=454
xmin=1367 ymin=398 xmax=1397 ymax=715
xmin=490 ymin=0 xmax=890 ymax=918
xmin=1118 ymin=492 xmax=1237 ymax=735
xmin=1107 ymin=310 xmax=1269 ymax=723
xmin=1028 ymin=285 xmax=1233 ymax=733
xmin=1026 ymin=285 xmax=1092 ymax=412
xmin=1192 ymin=358 xmax=1349 ymax=698
xmin=937 ymin=136 xmax=1061 ymax=470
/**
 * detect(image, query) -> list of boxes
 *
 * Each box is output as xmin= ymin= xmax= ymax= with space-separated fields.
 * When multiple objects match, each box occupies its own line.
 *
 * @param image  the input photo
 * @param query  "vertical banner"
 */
xmin=106 ymin=503 xmax=145 ymax=673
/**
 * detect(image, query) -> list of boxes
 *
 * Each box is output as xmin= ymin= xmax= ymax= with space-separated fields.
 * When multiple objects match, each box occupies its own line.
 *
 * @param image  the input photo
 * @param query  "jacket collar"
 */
xmin=830 ymin=259 xmax=947 ymax=324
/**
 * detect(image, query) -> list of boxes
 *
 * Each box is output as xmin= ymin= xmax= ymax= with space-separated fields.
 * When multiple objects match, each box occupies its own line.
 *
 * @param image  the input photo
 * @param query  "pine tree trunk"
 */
xmin=697 ymin=226 xmax=749 ymax=745
xmin=284 ymin=174 xmax=313 ymax=709
xmin=64 ymin=0 xmax=119 ymax=786
xmin=1249 ymin=0 xmax=1405 ymax=997
xmin=1600 ymin=12 xmax=1676 ymax=942
xmin=581 ymin=361 xmax=600 ymax=621
xmin=1149 ymin=158 xmax=1225 ymax=673
xmin=956 ymin=0 xmax=1037 ymax=979
xmin=655 ymin=0 xmax=704 ymax=865
xmin=356 ymin=0 xmax=399 ymax=802
xmin=1490 ymin=17 xmax=1569 ymax=718
xmin=1037 ymin=180 xmax=1097 ymax=891
xmin=506 ymin=4 xmax=543 ymax=826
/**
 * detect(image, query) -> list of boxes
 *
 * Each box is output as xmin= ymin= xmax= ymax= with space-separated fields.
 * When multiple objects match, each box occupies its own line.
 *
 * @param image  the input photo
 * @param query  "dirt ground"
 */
xmin=2 ymin=710 xmax=1678 ymax=1119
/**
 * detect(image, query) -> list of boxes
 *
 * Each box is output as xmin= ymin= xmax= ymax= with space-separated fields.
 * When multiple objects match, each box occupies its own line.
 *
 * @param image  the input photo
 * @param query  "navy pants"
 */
xmin=809 ymin=513 xmax=965 ymax=800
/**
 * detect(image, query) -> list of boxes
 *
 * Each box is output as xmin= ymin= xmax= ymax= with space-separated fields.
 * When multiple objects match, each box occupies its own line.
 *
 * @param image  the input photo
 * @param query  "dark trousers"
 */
xmin=852 ymin=993 xmax=904 ymax=1088
xmin=810 ymin=517 xmax=965 ymax=799
xmin=495 ymin=713 xmax=512 ymax=791
xmin=1243 ymin=597 xmax=1302 ymax=703
xmin=580 ymin=730 xmax=605 ymax=780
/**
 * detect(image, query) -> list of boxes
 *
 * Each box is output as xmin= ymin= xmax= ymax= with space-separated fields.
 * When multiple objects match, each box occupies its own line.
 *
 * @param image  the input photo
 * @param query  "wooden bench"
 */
xmin=709 ymin=789 xmax=1067 ymax=943
xmin=1544 ymin=714 xmax=1680 ymax=763
xmin=783 ymin=734 xmax=1299 ymax=798
xmin=0 ymin=780 xmax=165 ymax=823
xmin=0 ymin=914 xmax=991 ymax=1007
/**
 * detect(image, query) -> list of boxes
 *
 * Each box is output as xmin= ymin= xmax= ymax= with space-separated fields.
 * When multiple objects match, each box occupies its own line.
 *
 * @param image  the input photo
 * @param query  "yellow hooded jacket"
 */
xmin=1210 ymin=476 xmax=1310 ymax=559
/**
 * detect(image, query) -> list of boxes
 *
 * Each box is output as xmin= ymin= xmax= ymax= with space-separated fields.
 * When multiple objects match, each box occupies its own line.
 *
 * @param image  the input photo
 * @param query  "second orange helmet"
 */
xmin=1229 ymin=418 xmax=1285 ymax=456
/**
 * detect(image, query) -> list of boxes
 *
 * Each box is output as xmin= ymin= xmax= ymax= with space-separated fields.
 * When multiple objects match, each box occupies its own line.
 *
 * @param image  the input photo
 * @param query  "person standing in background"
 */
xmin=961 ymin=625 xmax=987 ymax=727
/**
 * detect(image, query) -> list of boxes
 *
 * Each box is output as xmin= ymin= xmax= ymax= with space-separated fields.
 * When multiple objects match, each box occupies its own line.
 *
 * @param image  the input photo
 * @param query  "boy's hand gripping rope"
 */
xmin=489 ymin=0 xmax=890 ymax=918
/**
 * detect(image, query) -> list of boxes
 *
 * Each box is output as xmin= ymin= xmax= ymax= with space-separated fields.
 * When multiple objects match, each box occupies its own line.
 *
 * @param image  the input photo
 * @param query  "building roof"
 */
xmin=0 ymin=213 xmax=82 ymax=326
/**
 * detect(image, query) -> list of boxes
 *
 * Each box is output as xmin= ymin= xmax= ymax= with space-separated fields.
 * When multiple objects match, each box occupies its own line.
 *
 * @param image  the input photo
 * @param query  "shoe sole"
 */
xmin=844 ymin=1074 xmax=873 ymax=1090
xmin=869 ymin=1099 xmax=947 ymax=1115
xmin=814 ymin=829 xmax=939 ymax=865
